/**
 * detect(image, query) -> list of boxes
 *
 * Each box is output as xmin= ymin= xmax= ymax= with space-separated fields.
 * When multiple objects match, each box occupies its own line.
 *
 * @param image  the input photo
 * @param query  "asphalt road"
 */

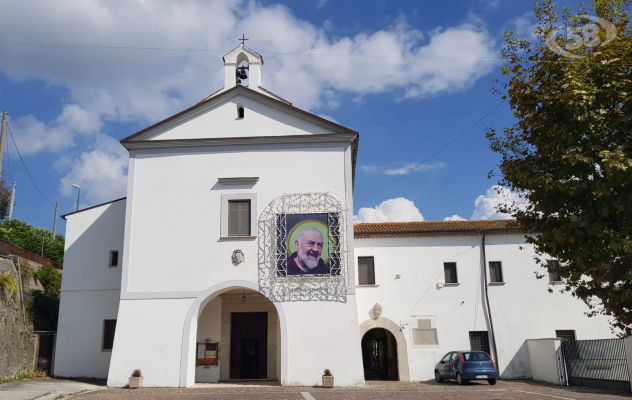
xmin=67 ymin=380 xmax=631 ymax=400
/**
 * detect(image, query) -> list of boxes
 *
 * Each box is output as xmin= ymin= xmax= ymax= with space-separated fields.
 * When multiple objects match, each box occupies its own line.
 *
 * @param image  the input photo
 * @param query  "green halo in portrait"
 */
xmin=288 ymin=220 xmax=330 ymax=264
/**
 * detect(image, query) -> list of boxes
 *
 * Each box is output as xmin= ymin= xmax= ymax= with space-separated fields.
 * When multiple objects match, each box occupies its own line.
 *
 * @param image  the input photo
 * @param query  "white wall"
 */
xmin=195 ymin=297 xmax=221 ymax=383
xmin=54 ymin=200 xmax=125 ymax=378
xmin=124 ymin=143 xmax=347 ymax=294
xmin=354 ymin=233 xmax=615 ymax=381
xmin=109 ymin=101 xmax=365 ymax=386
xmin=147 ymin=94 xmax=331 ymax=141
xmin=526 ymin=339 xmax=562 ymax=384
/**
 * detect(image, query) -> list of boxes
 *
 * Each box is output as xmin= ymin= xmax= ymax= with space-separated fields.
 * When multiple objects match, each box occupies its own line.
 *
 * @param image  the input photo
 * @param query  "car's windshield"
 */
xmin=463 ymin=352 xmax=490 ymax=361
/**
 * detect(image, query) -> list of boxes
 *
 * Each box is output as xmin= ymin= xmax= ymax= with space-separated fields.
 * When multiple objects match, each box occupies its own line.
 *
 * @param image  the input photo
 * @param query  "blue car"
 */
xmin=434 ymin=351 xmax=497 ymax=385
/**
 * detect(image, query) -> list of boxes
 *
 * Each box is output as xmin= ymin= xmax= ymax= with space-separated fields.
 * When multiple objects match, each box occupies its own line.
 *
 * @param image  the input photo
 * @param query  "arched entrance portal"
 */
xmin=361 ymin=328 xmax=399 ymax=381
xmin=195 ymin=289 xmax=281 ymax=383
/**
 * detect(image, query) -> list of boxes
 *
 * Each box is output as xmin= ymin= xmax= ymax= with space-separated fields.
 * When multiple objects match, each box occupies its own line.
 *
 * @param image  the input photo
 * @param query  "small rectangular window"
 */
xmin=109 ymin=251 xmax=119 ymax=267
xmin=488 ymin=261 xmax=503 ymax=283
xmin=444 ymin=262 xmax=458 ymax=284
xmin=555 ymin=330 xmax=576 ymax=341
xmin=469 ymin=331 xmax=491 ymax=355
xmin=102 ymin=319 xmax=117 ymax=351
xmin=548 ymin=260 xmax=561 ymax=282
xmin=358 ymin=256 xmax=375 ymax=285
xmin=228 ymin=200 xmax=251 ymax=236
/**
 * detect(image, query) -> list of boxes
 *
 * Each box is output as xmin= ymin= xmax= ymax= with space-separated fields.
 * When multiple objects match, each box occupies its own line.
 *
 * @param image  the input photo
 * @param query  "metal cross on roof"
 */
xmin=238 ymin=34 xmax=249 ymax=46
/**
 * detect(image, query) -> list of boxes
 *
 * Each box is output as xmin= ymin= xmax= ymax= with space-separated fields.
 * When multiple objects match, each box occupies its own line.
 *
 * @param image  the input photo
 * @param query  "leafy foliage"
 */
xmin=0 ymin=180 xmax=11 ymax=219
xmin=488 ymin=0 xmax=632 ymax=333
xmin=34 ymin=265 xmax=62 ymax=299
xmin=0 ymin=219 xmax=64 ymax=263
xmin=0 ymin=271 xmax=17 ymax=297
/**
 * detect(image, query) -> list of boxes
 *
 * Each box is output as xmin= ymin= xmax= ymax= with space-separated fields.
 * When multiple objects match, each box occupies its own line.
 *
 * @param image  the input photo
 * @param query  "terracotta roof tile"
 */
xmin=353 ymin=219 xmax=520 ymax=237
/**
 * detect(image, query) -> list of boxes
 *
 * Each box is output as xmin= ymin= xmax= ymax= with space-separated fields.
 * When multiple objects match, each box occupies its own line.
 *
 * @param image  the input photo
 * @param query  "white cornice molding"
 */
xmin=122 ymin=132 xmax=356 ymax=150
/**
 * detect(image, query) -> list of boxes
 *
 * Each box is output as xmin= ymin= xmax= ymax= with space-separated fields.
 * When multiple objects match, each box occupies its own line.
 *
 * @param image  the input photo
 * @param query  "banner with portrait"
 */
xmin=276 ymin=213 xmax=341 ymax=276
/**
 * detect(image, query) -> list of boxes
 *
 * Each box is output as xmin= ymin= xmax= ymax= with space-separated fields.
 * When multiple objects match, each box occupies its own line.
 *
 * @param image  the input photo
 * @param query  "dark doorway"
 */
xmin=361 ymin=328 xmax=399 ymax=381
xmin=230 ymin=312 xmax=267 ymax=379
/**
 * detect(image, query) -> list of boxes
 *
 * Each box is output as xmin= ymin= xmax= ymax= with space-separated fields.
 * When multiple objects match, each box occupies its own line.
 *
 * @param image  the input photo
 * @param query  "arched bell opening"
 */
xmin=235 ymin=52 xmax=250 ymax=86
xmin=361 ymin=328 xmax=399 ymax=381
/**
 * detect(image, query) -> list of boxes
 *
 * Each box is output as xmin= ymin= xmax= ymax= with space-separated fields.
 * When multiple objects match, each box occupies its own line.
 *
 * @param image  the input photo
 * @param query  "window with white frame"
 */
xmin=220 ymin=193 xmax=257 ymax=238
xmin=488 ymin=261 xmax=503 ymax=283
xmin=443 ymin=262 xmax=458 ymax=284
xmin=547 ymin=260 xmax=562 ymax=282
xmin=358 ymin=256 xmax=375 ymax=285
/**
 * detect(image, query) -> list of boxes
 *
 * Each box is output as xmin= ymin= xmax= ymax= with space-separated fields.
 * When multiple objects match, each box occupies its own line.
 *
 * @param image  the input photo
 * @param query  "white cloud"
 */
xmin=508 ymin=14 xmax=537 ymax=40
xmin=444 ymin=214 xmax=466 ymax=221
xmin=317 ymin=114 xmax=338 ymax=123
xmin=11 ymin=104 xmax=101 ymax=155
xmin=362 ymin=162 xmax=445 ymax=176
xmin=384 ymin=162 xmax=445 ymax=176
xmin=0 ymin=1 xmax=498 ymax=206
xmin=471 ymin=185 xmax=528 ymax=220
xmin=355 ymin=197 xmax=424 ymax=223
xmin=59 ymin=135 xmax=128 ymax=205
xmin=0 ymin=1 xmax=497 ymax=129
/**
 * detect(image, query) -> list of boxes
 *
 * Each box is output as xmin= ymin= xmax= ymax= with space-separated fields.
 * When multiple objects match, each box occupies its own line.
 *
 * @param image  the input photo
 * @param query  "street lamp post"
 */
xmin=72 ymin=184 xmax=81 ymax=211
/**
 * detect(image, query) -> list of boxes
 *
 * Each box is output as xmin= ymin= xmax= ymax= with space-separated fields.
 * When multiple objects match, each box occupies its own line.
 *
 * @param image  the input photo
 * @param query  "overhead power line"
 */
xmin=2 ymin=41 xmax=630 ymax=65
xmin=7 ymin=121 xmax=53 ymax=205
xmin=357 ymin=101 xmax=503 ymax=202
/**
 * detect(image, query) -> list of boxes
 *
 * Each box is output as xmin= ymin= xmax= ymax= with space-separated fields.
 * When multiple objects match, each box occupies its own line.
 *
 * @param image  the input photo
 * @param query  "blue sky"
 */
xmin=0 ymin=0 xmax=579 ymax=233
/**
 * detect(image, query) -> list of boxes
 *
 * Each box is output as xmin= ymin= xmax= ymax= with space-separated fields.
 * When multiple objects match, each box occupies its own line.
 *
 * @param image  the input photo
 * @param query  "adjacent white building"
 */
xmin=54 ymin=45 xmax=615 ymax=387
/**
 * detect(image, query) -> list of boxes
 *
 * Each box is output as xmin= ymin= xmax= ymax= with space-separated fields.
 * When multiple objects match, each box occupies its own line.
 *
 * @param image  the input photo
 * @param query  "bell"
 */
xmin=236 ymin=66 xmax=249 ymax=81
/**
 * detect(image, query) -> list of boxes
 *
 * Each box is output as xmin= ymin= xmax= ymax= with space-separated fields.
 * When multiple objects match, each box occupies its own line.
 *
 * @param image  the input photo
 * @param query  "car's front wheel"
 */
xmin=456 ymin=372 xmax=466 ymax=385
xmin=434 ymin=370 xmax=443 ymax=383
xmin=488 ymin=378 xmax=497 ymax=385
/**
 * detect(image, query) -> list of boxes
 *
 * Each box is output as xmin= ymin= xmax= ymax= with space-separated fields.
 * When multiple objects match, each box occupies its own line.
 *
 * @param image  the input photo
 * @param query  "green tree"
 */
xmin=0 ymin=219 xmax=64 ymax=263
xmin=0 ymin=180 xmax=11 ymax=219
xmin=488 ymin=0 xmax=632 ymax=333
xmin=34 ymin=265 xmax=62 ymax=299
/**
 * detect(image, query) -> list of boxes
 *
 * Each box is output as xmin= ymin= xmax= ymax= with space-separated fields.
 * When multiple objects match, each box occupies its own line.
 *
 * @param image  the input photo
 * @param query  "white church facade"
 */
xmin=54 ymin=45 xmax=615 ymax=387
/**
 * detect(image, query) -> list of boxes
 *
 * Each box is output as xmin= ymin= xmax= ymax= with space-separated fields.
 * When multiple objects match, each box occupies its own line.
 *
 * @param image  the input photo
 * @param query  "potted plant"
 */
xmin=322 ymin=369 xmax=333 ymax=388
xmin=129 ymin=369 xmax=143 ymax=389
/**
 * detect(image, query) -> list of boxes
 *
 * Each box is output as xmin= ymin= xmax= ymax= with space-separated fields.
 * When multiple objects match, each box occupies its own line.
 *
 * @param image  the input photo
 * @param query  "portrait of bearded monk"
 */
xmin=286 ymin=227 xmax=330 ymax=275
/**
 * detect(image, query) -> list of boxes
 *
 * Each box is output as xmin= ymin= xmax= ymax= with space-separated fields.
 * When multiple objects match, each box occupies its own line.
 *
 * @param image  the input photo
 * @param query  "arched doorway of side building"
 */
xmin=359 ymin=318 xmax=410 ymax=382
xmin=361 ymin=328 xmax=399 ymax=380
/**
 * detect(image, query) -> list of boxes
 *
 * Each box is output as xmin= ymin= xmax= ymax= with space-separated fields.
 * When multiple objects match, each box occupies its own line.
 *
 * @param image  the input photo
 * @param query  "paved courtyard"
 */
xmin=67 ymin=380 xmax=630 ymax=400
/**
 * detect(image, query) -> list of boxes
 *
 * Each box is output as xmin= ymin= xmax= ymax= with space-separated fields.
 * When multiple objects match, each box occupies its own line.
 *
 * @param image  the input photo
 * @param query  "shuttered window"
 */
xmin=228 ymin=200 xmax=251 ymax=236
xmin=358 ymin=256 xmax=375 ymax=285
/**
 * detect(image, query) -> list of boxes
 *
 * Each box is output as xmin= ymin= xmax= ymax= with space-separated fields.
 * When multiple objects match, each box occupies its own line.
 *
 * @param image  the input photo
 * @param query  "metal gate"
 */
xmin=34 ymin=331 xmax=56 ymax=373
xmin=562 ymin=338 xmax=630 ymax=393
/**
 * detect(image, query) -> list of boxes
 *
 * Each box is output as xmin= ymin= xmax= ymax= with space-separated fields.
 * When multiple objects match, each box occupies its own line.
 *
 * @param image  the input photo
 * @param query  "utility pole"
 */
xmin=52 ymin=201 xmax=59 ymax=237
xmin=0 ymin=111 xmax=7 ymax=179
xmin=8 ymin=181 xmax=15 ymax=219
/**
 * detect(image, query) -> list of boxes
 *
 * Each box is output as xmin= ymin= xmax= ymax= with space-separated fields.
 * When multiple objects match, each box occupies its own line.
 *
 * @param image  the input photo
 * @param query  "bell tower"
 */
xmin=223 ymin=40 xmax=263 ymax=90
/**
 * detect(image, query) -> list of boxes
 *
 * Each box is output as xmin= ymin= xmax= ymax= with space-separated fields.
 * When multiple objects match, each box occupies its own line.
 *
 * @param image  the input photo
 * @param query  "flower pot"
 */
xmin=129 ymin=376 xmax=143 ymax=389
xmin=322 ymin=375 xmax=334 ymax=388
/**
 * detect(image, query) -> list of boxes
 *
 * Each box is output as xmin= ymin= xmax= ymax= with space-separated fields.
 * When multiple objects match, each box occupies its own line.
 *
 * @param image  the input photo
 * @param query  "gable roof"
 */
xmin=120 ymin=84 xmax=359 ymax=183
xmin=354 ymin=220 xmax=521 ymax=238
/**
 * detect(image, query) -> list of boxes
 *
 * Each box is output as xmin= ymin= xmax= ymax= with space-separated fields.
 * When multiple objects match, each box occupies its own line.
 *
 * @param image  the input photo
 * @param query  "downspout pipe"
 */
xmin=480 ymin=231 xmax=500 ymax=374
